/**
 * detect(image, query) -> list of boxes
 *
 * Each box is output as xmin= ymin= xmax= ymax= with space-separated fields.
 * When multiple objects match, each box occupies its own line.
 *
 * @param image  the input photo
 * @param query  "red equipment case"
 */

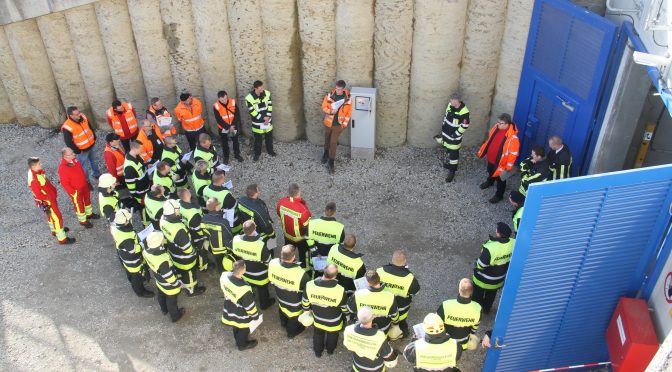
xmin=605 ymin=297 xmax=659 ymax=372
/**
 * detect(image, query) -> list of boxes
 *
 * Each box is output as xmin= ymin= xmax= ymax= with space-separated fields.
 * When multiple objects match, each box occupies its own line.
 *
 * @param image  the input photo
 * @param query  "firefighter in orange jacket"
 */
xmin=175 ymin=92 xmax=206 ymax=151
xmin=27 ymin=157 xmax=75 ymax=245
xmin=321 ymin=80 xmax=352 ymax=174
xmin=58 ymin=147 xmax=100 ymax=228
xmin=136 ymin=119 xmax=167 ymax=164
xmin=62 ymin=106 xmax=100 ymax=181
xmin=106 ymin=99 xmax=139 ymax=152
xmin=477 ymin=113 xmax=520 ymax=204
xmin=103 ymin=133 xmax=126 ymax=188
xmin=214 ymin=90 xmax=243 ymax=164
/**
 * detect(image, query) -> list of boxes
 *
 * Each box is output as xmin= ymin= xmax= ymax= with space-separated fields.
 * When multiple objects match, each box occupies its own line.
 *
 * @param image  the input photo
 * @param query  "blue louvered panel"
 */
xmin=559 ymin=19 xmax=605 ymax=99
xmin=533 ymin=92 xmax=570 ymax=147
xmin=530 ymin=3 xmax=570 ymax=80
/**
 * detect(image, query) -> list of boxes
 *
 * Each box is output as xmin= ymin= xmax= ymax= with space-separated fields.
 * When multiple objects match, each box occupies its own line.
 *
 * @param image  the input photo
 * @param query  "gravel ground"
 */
xmin=0 ymin=125 xmax=517 ymax=371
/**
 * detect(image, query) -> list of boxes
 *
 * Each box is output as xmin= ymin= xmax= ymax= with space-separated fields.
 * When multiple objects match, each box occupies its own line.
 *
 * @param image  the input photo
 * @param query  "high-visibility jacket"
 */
xmin=203 ymin=184 xmax=240 ymax=233
xmin=232 ymin=235 xmax=271 ymax=286
xmin=161 ymin=145 xmax=187 ymax=187
xmin=327 ymin=244 xmax=366 ymax=293
xmin=123 ymin=154 xmax=150 ymax=200
xmin=413 ymin=338 xmax=458 ymax=371
xmin=104 ymin=144 xmax=125 ymax=178
xmin=144 ymin=248 xmax=181 ymax=295
xmin=213 ymin=98 xmax=237 ymax=130
xmin=174 ymin=98 xmax=205 ymax=132
xmin=269 ymin=259 xmax=309 ymax=317
xmin=438 ymin=297 xmax=481 ymax=345
xmin=28 ymin=168 xmax=57 ymax=204
xmin=192 ymin=170 xmax=212 ymax=206
xmin=193 ymin=144 xmax=220 ymax=170
xmin=473 ymin=237 xmax=515 ymax=289
xmin=307 ymin=217 xmax=345 ymax=256
xmin=98 ymin=188 xmax=119 ymax=223
xmin=344 ymin=324 xmax=394 ymax=371
xmin=376 ymin=264 xmax=420 ymax=321
xmin=518 ymin=157 xmax=550 ymax=197
xmin=143 ymin=193 xmax=166 ymax=228
xmin=441 ymin=102 xmax=470 ymax=150
xmin=110 ymin=223 xmax=144 ymax=273
xmin=106 ymin=102 xmax=138 ymax=139
xmin=302 ymin=278 xmax=347 ymax=332
xmin=477 ymin=123 xmax=520 ymax=178
xmin=348 ymin=287 xmax=399 ymax=333
xmin=62 ymin=114 xmax=95 ymax=151
xmin=513 ymin=206 xmax=524 ymax=233
xmin=245 ymin=90 xmax=273 ymax=133
xmin=220 ymin=272 xmax=259 ymax=328
xmin=160 ymin=215 xmax=197 ymax=271
xmin=147 ymin=105 xmax=174 ymax=131
xmin=238 ymin=196 xmax=275 ymax=240
xmin=153 ymin=171 xmax=176 ymax=198
xmin=136 ymin=125 xmax=166 ymax=163
xmin=201 ymin=211 xmax=234 ymax=255
xmin=276 ymin=196 xmax=311 ymax=242
xmin=180 ymin=200 xmax=206 ymax=246
xmin=321 ymin=89 xmax=353 ymax=128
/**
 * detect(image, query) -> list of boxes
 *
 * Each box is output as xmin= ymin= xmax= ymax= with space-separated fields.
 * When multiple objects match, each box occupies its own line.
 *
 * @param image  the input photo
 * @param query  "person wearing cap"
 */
xmin=376 ymin=250 xmax=420 ymax=338
xmin=58 ymin=147 xmax=100 ymax=228
xmin=268 ymin=244 xmax=311 ymax=338
xmin=509 ymin=191 xmax=525 ymax=233
xmin=472 ymin=222 xmax=515 ymax=313
xmin=143 ymin=231 xmax=185 ymax=322
xmin=178 ymin=188 xmax=209 ymax=272
xmin=111 ymin=209 xmax=154 ymax=298
xmin=175 ymin=92 xmax=206 ymax=151
xmin=347 ymin=270 xmax=399 ymax=336
xmin=213 ymin=90 xmax=243 ymax=164
xmin=193 ymin=132 xmax=221 ymax=172
xmin=27 ymin=157 xmax=74 ymax=245
xmin=327 ymin=234 xmax=365 ymax=295
xmin=321 ymin=80 xmax=353 ymax=174
xmin=201 ymin=198 xmax=235 ymax=273
xmin=403 ymin=313 xmax=461 ymax=372
xmin=435 ymin=93 xmax=470 ymax=183
xmin=343 ymin=306 xmax=398 ymax=372
xmin=192 ymin=160 xmax=212 ymax=208
xmin=220 ymin=259 xmax=260 ymax=351
xmin=106 ymin=99 xmax=139 ymax=152
xmin=123 ymin=140 xmax=151 ymax=216
xmin=302 ymin=263 xmax=348 ymax=357
xmin=98 ymin=173 xmax=120 ymax=223
xmin=245 ymin=80 xmax=275 ymax=162
xmin=238 ymin=184 xmax=275 ymax=243
xmin=144 ymin=184 xmax=167 ymax=230
xmin=161 ymin=136 xmax=189 ymax=189
xmin=160 ymin=199 xmax=206 ymax=296
xmin=103 ymin=133 xmax=126 ymax=188
xmin=437 ymin=278 xmax=481 ymax=351
xmin=232 ymin=220 xmax=275 ymax=310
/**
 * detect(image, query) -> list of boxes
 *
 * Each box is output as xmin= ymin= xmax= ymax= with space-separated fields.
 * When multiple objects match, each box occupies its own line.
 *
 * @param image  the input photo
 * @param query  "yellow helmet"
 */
xmin=423 ymin=313 xmax=445 ymax=335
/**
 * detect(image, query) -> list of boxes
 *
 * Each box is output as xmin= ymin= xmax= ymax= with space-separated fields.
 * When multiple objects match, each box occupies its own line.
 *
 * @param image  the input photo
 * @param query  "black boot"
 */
xmin=445 ymin=170 xmax=455 ymax=183
xmin=328 ymin=159 xmax=335 ymax=174
xmin=321 ymin=151 xmax=328 ymax=164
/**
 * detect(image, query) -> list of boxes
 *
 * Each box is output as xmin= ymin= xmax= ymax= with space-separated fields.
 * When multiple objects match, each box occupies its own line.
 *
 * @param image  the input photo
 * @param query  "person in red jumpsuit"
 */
xmin=58 ymin=148 xmax=100 ymax=227
xmin=27 ymin=157 xmax=75 ymax=244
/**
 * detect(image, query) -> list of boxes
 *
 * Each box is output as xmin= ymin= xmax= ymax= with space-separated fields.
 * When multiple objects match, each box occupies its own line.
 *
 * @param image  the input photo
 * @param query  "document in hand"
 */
xmin=250 ymin=314 xmax=263 ymax=333
xmin=331 ymin=99 xmax=345 ymax=111
xmin=413 ymin=323 xmax=425 ymax=339
xmin=138 ymin=224 xmax=155 ymax=243
xmin=312 ymin=256 xmax=328 ymax=271
xmin=216 ymin=164 xmax=232 ymax=173
xmin=181 ymin=151 xmax=193 ymax=162
xmin=354 ymin=276 xmax=368 ymax=291
xmin=223 ymin=180 xmax=233 ymax=190
xmin=266 ymin=237 xmax=277 ymax=250
xmin=147 ymin=162 xmax=157 ymax=175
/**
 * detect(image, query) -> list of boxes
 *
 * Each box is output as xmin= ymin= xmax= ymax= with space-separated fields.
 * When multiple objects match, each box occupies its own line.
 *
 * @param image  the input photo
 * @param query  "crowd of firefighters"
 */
xmin=26 ymin=80 xmax=573 ymax=371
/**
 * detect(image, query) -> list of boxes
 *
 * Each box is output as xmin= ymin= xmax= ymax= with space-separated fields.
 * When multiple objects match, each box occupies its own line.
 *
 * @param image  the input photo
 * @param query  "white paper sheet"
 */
xmin=354 ymin=276 xmax=368 ymax=291
xmin=260 ymin=121 xmax=272 ymax=130
xmin=249 ymin=314 xmax=263 ymax=333
xmin=331 ymin=99 xmax=345 ymax=110
xmin=223 ymin=180 xmax=233 ymax=190
xmin=147 ymin=162 xmax=157 ymax=175
xmin=223 ymin=208 xmax=235 ymax=227
xmin=311 ymin=256 xmax=328 ymax=271
xmin=181 ymin=151 xmax=193 ymax=162
xmin=266 ymin=237 xmax=277 ymax=250
xmin=138 ymin=224 xmax=155 ymax=242
xmin=413 ymin=323 xmax=425 ymax=339
xmin=216 ymin=164 xmax=232 ymax=173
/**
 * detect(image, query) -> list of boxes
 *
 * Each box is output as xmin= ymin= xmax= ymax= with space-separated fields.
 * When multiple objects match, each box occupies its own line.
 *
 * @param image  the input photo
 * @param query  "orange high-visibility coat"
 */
xmin=321 ymin=89 xmax=353 ymax=128
xmin=477 ymin=123 xmax=520 ymax=178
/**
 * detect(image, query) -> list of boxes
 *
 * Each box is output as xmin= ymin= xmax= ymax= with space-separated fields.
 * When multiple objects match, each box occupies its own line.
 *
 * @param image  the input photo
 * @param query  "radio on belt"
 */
xmin=605 ymin=297 xmax=659 ymax=372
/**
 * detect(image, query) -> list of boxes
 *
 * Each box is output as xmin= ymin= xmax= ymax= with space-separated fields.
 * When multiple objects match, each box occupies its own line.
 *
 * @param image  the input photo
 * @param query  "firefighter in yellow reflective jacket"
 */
xmin=327 ymin=234 xmax=366 ymax=295
xmin=161 ymin=136 xmax=189 ymax=188
xmin=348 ymin=270 xmax=399 ymax=336
xmin=268 ymin=244 xmax=310 ymax=338
xmin=437 ymin=278 xmax=481 ymax=350
xmin=144 ymin=184 xmax=166 ymax=230
xmin=509 ymin=191 xmax=525 ymax=234
xmin=178 ymin=189 xmax=208 ymax=272
xmin=308 ymin=202 xmax=345 ymax=273
xmin=344 ymin=306 xmax=398 ymax=372
xmin=192 ymin=160 xmax=211 ymax=208
xmin=245 ymin=80 xmax=275 ymax=161
xmin=238 ymin=183 xmax=276 ymax=243
xmin=435 ymin=93 xmax=470 ymax=183
xmin=403 ymin=313 xmax=461 ymax=372
xmin=152 ymin=161 xmax=177 ymax=199
xmin=203 ymin=170 xmax=240 ymax=233
xmin=232 ymin=220 xmax=275 ymax=309
xmin=472 ymin=222 xmax=515 ymax=313
xmin=302 ymin=264 xmax=348 ymax=357
xmin=111 ymin=209 xmax=153 ymax=298
xmin=201 ymin=198 xmax=236 ymax=273
xmin=160 ymin=199 xmax=206 ymax=296
xmin=376 ymin=250 xmax=420 ymax=338
xmin=220 ymin=260 xmax=260 ymax=351
xmin=143 ymin=231 xmax=185 ymax=322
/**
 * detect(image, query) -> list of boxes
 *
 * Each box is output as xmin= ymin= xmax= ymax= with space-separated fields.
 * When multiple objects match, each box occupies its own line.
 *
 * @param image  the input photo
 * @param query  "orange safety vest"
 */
xmin=136 ymin=124 xmax=166 ymax=162
xmin=61 ymin=114 xmax=95 ymax=151
xmin=321 ymin=89 xmax=353 ymax=128
xmin=174 ymin=98 xmax=204 ymax=131
xmin=213 ymin=98 xmax=237 ymax=128
xmin=104 ymin=144 xmax=126 ymax=177
xmin=106 ymin=102 xmax=138 ymax=138
xmin=477 ymin=123 xmax=520 ymax=178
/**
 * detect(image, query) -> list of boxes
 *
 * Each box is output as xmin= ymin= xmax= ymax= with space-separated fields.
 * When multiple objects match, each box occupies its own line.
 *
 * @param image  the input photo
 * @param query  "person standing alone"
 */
xmin=436 ymin=93 xmax=469 ymax=183
xmin=321 ymin=80 xmax=352 ymax=174
xmin=245 ymin=80 xmax=275 ymax=161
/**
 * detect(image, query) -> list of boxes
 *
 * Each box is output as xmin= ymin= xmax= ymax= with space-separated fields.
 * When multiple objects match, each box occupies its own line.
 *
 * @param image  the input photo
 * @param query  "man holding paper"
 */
xmin=220 ymin=260 xmax=261 ymax=351
xmin=347 ymin=270 xmax=400 ymax=336
xmin=327 ymin=234 xmax=365 ymax=295
xmin=213 ymin=90 xmax=243 ymax=164
xmin=320 ymin=80 xmax=352 ymax=174
xmin=245 ymin=80 xmax=275 ymax=161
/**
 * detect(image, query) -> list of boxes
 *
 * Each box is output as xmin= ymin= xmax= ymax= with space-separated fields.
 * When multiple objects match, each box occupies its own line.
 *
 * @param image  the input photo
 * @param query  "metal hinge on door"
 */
xmin=494 ymin=337 xmax=507 ymax=349
xmin=556 ymin=96 xmax=575 ymax=112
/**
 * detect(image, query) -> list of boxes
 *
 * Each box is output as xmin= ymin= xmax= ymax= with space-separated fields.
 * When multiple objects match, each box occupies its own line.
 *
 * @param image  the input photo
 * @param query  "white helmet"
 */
xmin=163 ymin=199 xmax=180 ymax=215
xmin=146 ymin=231 xmax=164 ymax=249
xmin=114 ymin=209 xmax=132 ymax=225
xmin=99 ymin=173 xmax=117 ymax=188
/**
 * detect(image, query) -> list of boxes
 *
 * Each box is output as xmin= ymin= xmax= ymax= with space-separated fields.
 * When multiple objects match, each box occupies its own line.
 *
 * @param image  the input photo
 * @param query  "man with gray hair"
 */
xmin=343 ymin=306 xmax=398 ymax=371
xmin=436 ymin=93 xmax=470 ymax=183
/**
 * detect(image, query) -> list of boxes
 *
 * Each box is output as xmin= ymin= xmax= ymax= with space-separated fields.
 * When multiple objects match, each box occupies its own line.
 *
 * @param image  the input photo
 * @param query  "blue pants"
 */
xmin=76 ymin=145 xmax=101 ymax=179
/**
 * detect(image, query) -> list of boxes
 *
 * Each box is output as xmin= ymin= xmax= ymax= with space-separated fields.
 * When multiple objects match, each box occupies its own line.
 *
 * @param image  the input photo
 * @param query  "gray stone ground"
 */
xmin=0 ymin=125 xmax=516 ymax=371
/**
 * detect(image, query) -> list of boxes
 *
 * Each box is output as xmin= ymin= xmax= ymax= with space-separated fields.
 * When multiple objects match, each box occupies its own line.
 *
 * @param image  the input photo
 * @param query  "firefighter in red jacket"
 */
xmin=103 ymin=133 xmax=126 ymax=188
xmin=276 ymin=183 xmax=312 ymax=268
xmin=58 ymin=148 xmax=100 ymax=228
xmin=27 ymin=157 xmax=75 ymax=244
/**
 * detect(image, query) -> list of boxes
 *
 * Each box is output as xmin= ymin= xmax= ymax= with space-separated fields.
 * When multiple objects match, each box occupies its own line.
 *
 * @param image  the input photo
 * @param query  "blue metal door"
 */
xmin=513 ymin=0 xmax=620 ymax=175
xmin=483 ymin=164 xmax=672 ymax=371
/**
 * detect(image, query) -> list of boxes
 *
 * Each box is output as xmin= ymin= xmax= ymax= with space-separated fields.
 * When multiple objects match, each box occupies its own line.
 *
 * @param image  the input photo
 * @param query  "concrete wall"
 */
xmin=0 ymin=0 xmax=539 ymax=148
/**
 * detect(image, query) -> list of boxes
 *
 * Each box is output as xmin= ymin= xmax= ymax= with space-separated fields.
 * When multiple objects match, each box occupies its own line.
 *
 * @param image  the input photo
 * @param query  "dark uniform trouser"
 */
xmin=233 ymin=327 xmax=251 ymax=348
xmin=176 ymin=267 xmax=198 ymax=289
xmin=472 ymin=284 xmax=498 ymax=313
xmin=314 ymin=328 xmax=340 ymax=355
xmin=253 ymin=283 xmax=273 ymax=309
xmin=253 ymin=132 xmax=274 ymax=156
xmin=156 ymin=291 xmax=180 ymax=320
xmin=292 ymin=240 xmax=309 ymax=269
xmin=219 ymin=132 xmax=241 ymax=160
xmin=127 ymin=271 xmax=146 ymax=296
xmin=445 ymin=147 xmax=460 ymax=171
xmin=185 ymin=127 xmax=206 ymax=152
xmin=194 ymin=240 xmax=209 ymax=271
xmin=279 ymin=309 xmax=305 ymax=337
xmin=486 ymin=162 xmax=507 ymax=198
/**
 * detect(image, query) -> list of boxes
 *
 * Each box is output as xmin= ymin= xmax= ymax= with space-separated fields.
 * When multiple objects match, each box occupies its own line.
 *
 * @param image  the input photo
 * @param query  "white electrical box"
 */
xmin=349 ymin=87 xmax=376 ymax=160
